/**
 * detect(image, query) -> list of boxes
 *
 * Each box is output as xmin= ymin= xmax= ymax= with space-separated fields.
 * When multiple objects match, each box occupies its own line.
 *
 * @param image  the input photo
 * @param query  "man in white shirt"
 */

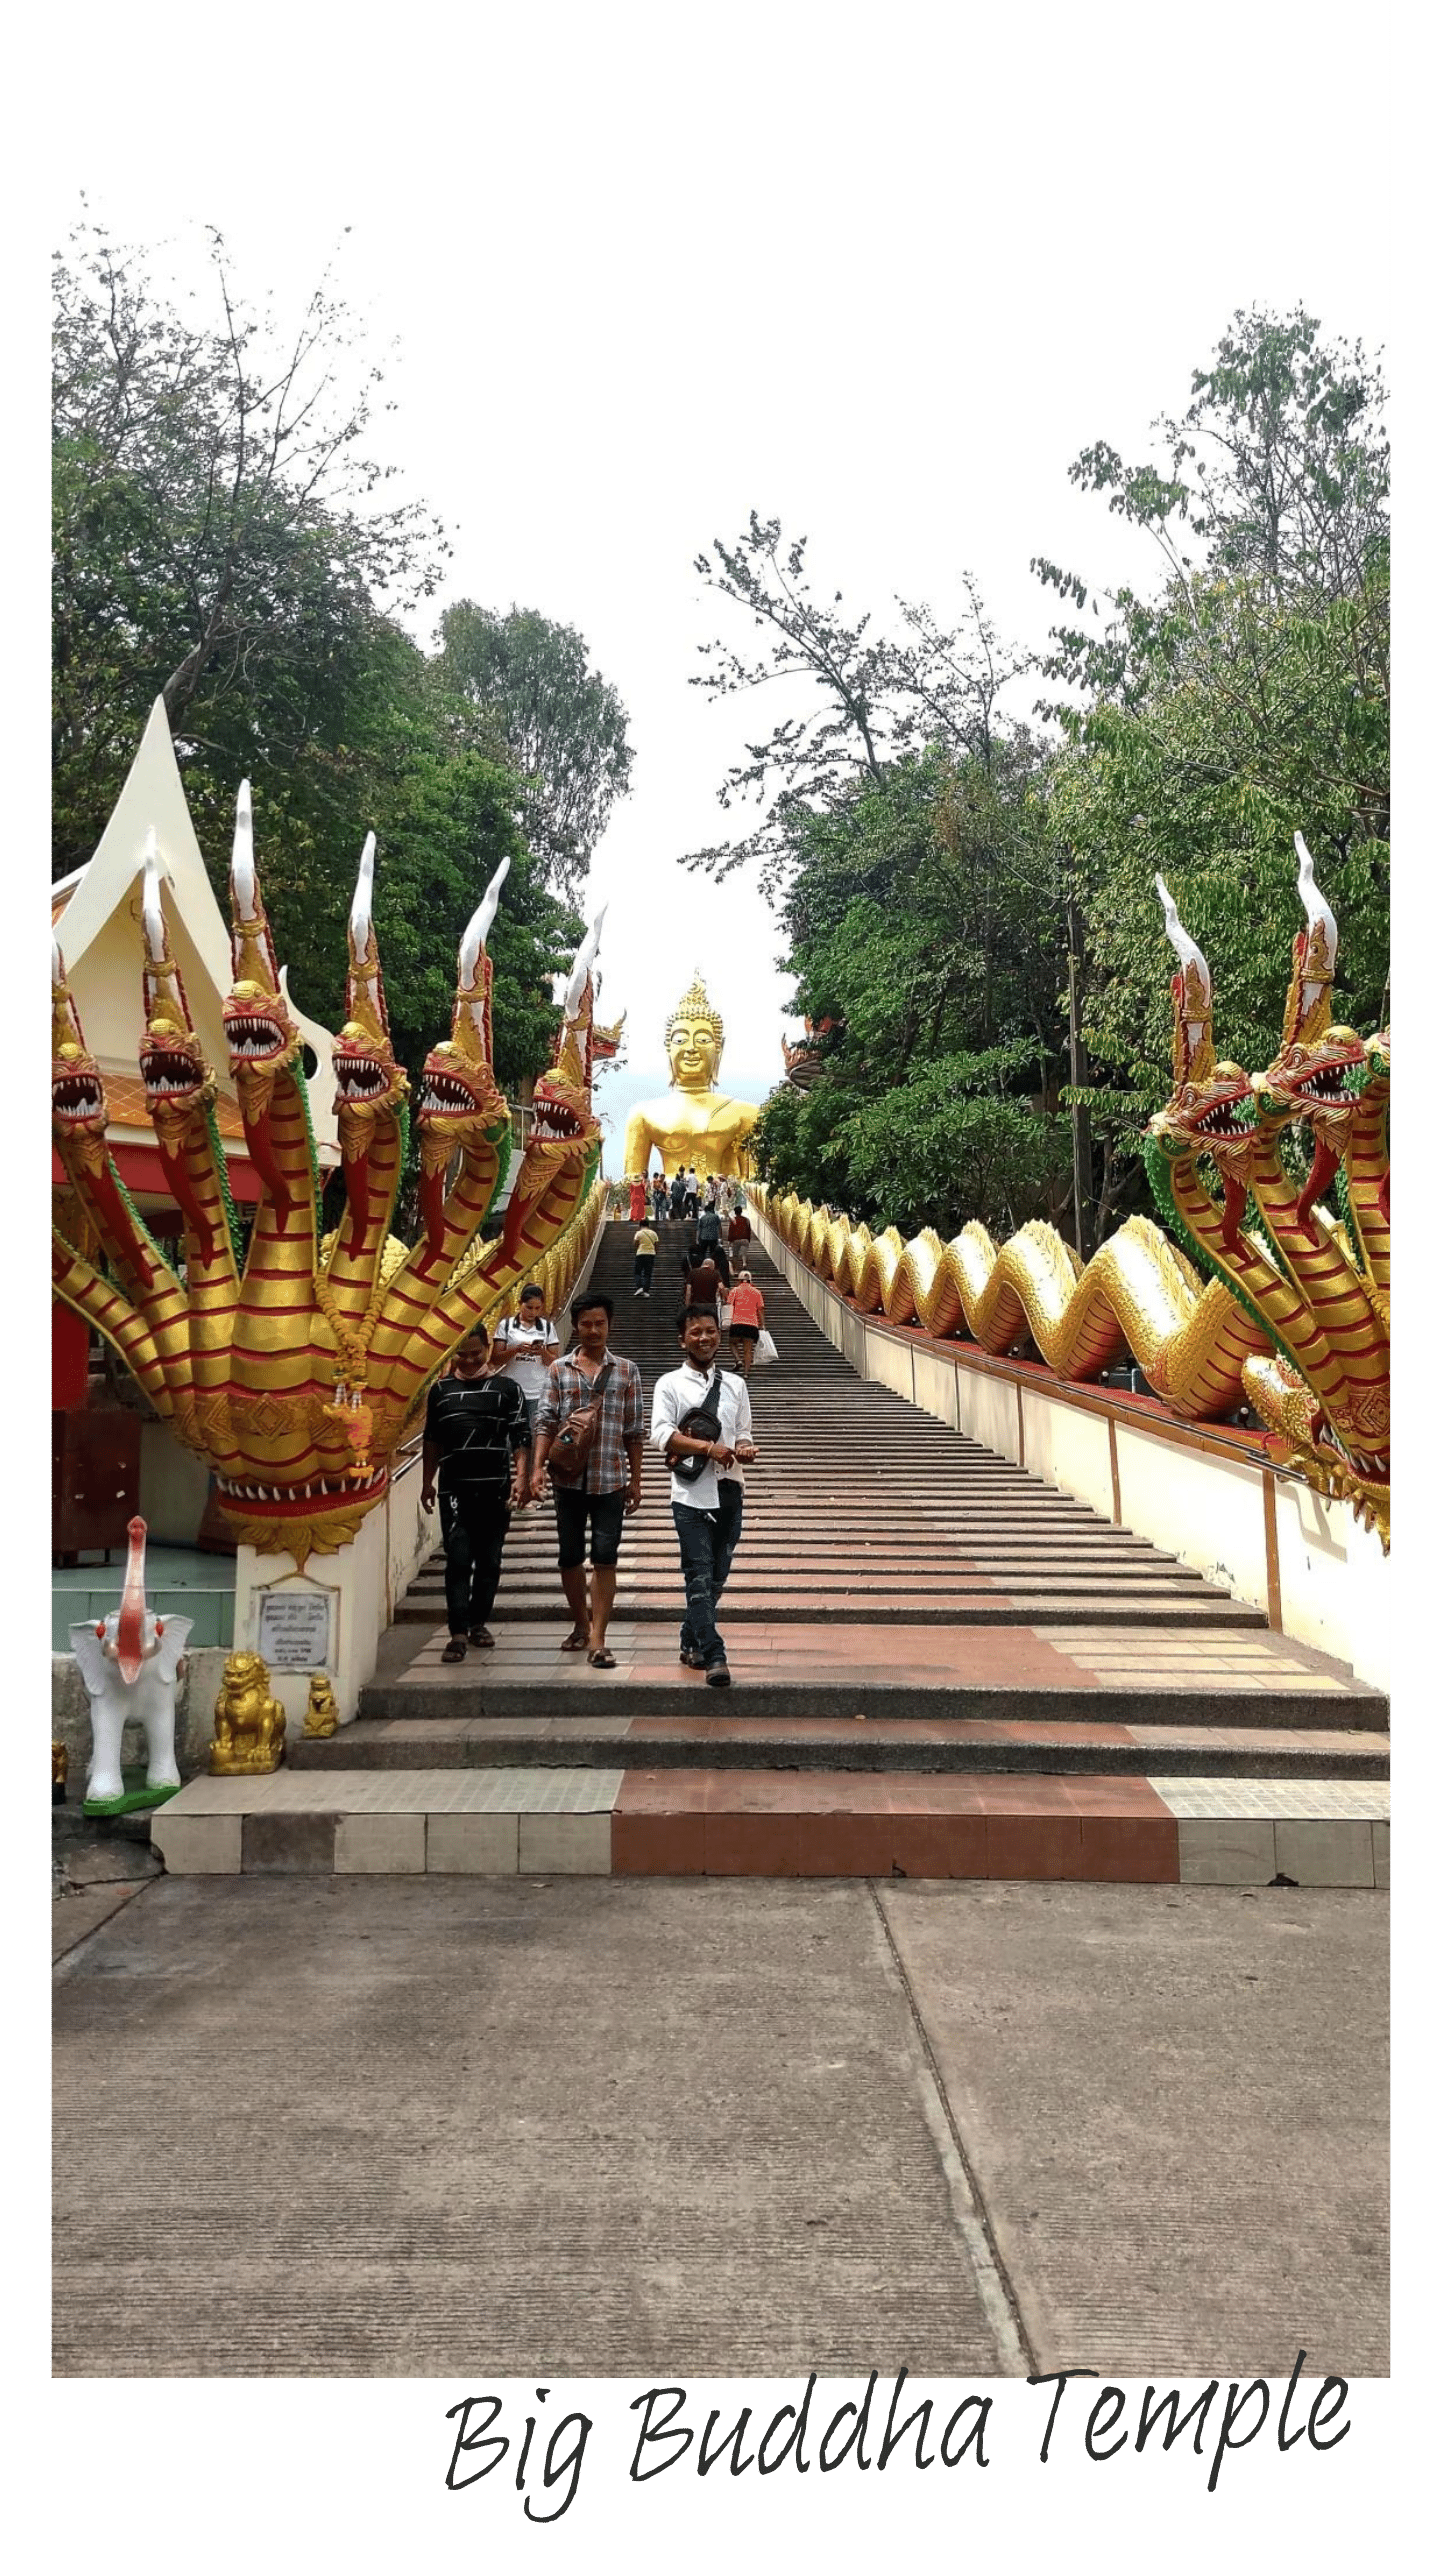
xmin=650 ymin=1306 xmax=758 ymax=1689
xmin=488 ymin=1284 xmax=560 ymax=1431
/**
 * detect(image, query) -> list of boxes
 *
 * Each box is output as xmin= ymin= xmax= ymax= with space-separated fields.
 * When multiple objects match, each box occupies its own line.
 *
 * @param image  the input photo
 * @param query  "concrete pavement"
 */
xmin=52 ymin=1874 xmax=1387 ymax=2377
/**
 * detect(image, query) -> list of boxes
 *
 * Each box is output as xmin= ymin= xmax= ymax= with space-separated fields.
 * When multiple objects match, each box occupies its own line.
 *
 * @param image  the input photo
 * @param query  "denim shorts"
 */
xmin=553 ymin=1487 xmax=626 ymax=1570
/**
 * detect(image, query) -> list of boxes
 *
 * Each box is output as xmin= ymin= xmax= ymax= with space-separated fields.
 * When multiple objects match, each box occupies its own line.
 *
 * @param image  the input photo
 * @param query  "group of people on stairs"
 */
xmin=626 ymin=1168 xmax=746 ymax=1225
xmin=420 ymin=1256 xmax=766 ymax=1681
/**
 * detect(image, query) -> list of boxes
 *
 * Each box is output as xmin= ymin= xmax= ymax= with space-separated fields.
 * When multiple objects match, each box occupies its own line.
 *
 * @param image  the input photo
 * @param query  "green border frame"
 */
xmin=22 ymin=10 xmax=1413 ymax=2549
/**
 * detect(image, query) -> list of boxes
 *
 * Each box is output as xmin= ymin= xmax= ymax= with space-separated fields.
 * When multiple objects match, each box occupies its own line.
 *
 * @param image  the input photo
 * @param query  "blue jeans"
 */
xmin=673 ymin=1486 xmax=744 ymax=1666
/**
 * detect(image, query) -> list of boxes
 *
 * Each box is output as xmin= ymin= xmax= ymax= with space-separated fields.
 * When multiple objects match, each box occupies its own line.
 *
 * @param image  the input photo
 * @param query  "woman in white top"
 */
xmin=489 ymin=1284 xmax=561 ymax=1429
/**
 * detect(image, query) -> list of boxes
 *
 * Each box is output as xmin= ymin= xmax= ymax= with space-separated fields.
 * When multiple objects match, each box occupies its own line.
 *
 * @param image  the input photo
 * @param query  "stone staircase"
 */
xmin=154 ymin=1212 xmax=1390 ymax=1886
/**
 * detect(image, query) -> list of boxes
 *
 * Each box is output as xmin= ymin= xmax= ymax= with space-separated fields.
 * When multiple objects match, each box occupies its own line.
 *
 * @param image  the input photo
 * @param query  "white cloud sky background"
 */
xmin=45 ymin=4 xmax=1391 ymax=1177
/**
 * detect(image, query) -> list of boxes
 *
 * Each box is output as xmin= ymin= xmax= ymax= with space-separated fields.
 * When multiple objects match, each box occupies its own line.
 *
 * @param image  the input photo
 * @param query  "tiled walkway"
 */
xmin=153 ymin=1762 xmax=1390 ymax=1887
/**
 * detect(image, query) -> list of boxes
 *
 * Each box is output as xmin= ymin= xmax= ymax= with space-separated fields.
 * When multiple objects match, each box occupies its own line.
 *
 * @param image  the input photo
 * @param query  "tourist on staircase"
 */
xmin=529 ymin=1294 xmax=646 ymax=1672
xmin=722 ymin=1262 xmax=766 ymax=1378
xmin=650 ymin=1173 xmax=670 ymax=1223
xmin=694 ymin=1193 xmax=729 ymax=1282
xmin=670 ymin=1169 xmax=687 ymax=1223
xmin=420 ymin=1328 xmax=532 ymax=1664
xmin=683 ymin=1250 xmax=723 ymax=1323
xmin=489 ymin=1282 xmax=561 ymax=1434
xmin=651 ymin=1307 xmax=758 ymax=1689
xmin=633 ymin=1219 xmax=658 ymax=1296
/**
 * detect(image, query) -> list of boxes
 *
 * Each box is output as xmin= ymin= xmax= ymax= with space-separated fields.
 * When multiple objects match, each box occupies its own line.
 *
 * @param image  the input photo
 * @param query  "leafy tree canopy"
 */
xmin=1036 ymin=306 xmax=1389 ymax=1149
xmin=700 ymin=308 xmax=1388 ymax=1251
xmin=434 ymin=604 xmax=633 ymax=899
xmin=52 ymin=218 xmax=617 ymax=1081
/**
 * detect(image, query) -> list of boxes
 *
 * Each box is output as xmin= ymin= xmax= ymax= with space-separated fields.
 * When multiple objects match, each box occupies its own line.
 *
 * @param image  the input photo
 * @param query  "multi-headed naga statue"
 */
xmin=52 ymin=790 xmax=606 ymax=1564
xmin=762 ymin=837 xmax=1390 ymax=1544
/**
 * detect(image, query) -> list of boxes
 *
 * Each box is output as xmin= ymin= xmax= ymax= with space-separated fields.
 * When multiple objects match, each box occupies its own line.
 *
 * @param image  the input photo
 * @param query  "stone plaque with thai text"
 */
xmin=256 ymin=1588 xmax=335 ymax=1670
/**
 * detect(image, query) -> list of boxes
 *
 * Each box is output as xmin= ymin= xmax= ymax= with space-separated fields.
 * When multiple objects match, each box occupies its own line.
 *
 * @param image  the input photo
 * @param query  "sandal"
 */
xmin=588 ymin=1647 xmax=618 ymax=1670
xmin=560 ymin=1627 xmax=589 ymax=1652
xmin=441 ymin=1638 xmax=467 ymax=1664
xmin=468 ymin=1625 xmax=495 ymax=1648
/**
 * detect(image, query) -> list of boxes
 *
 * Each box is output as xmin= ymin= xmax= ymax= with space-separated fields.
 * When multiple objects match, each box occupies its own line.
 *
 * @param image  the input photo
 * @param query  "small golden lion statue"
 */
xmin=210 ymin=1651 xmax=287 ymax=1774
xmin=302 ymin=1671 xmax=340 ymax=1738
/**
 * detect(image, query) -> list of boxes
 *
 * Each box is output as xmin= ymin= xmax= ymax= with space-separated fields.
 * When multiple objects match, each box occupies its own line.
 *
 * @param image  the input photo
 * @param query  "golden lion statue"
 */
xmin=210 ymin=1651 xmax=287 ymax=1774
xmin=302 ymin=1672 xmax=340 ymax=1738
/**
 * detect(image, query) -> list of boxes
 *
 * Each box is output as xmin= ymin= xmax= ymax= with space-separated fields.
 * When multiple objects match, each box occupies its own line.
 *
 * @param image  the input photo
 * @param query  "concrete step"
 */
xmin=394 ymin=1591 xmax=1264 ymax=1626
xmin=152 ymin=1766 xmax=1390 ymax=1888
xmin=360 ymin=1671 xmax=1386 ymax=1729
xmin=289 ymin=1714 xmax=1389 ymax=1782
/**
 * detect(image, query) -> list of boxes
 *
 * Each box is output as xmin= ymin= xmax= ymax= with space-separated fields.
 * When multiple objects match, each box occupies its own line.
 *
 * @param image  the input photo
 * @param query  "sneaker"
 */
xmin=705 ymin=1660 xmax=731 ymax=1689
xmin=634 ymin=1288 xmax=644 ymax=1295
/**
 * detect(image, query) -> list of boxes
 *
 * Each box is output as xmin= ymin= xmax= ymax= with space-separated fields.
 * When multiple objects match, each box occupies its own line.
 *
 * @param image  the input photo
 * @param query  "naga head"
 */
xmin=51 ymin=937 xmax=107 ymax=1167
xmin=416 ymin=861 xmax=511 ymax=1162
xmin=334 ymin=834 xmax=409 ymax=1130
xmin=1254 ymin=836 xmax=1367 ymax=1219
xmin=414 ymin=863 xmax=513 ymax=1253
xmin=332 ymin=834 xmax=410 ymax=1252
xmin=138 ymin=831 xmax=215 ymax=1133
xmin=592 ymin=1008 xmax=626 ymax=1066
xmin=1146 ymin=878 xmax=1254 ymax=1221
xmin=500 ymin=908 xmax=605 ymax=1251
xmin=222 ymin=782 xmax=301 ymax=1109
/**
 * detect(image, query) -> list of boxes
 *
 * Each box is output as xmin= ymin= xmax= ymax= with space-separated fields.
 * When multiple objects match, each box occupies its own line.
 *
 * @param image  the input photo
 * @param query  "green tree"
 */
xmin=749 ymin=746 xmax=1070 ymax=1233
xmin=52 ymin=219 xmax=601 ymax=1089
xmin=434 ymin=603 xmax=633 ymax=897
xmin=1034 ymin=307 xmax=1389 ymax=1229
xmin=53 ymin=215 xmax=448 ymax=875
xmin=690 ymin=523 xmax=1071 ymax=1233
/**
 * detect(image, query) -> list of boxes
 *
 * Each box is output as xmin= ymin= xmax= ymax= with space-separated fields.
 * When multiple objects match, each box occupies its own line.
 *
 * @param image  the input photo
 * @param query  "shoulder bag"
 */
xmin=546 ymin=1365 xmax=611 ymax=1485
xmin=669 ymin=1369 xmax=727 ymax=1483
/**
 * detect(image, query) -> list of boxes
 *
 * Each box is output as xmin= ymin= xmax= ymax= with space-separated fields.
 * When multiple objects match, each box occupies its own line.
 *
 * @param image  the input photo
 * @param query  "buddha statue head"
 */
xmin=665 ymin=975 xmax=725 ymax=1092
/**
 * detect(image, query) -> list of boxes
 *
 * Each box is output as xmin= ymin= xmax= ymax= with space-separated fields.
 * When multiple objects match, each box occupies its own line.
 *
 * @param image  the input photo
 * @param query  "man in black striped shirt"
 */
xmin=421 ymin=1328 xmax=531 ymax=1663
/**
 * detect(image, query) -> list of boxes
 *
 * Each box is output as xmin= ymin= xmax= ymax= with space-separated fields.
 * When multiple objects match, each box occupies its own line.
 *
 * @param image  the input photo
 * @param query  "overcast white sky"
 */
xmin=42 ymin=3 xmax=1395 ymax=1170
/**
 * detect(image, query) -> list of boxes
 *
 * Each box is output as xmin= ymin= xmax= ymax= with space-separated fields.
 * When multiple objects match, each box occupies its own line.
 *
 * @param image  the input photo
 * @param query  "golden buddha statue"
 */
xmin=622 ymin=974 xmax=759 ymax=1180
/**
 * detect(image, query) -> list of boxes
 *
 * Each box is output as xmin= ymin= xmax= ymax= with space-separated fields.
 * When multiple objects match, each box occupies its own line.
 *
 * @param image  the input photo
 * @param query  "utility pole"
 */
xmin=1066 ymin=897 xmax=1093 ymax=1260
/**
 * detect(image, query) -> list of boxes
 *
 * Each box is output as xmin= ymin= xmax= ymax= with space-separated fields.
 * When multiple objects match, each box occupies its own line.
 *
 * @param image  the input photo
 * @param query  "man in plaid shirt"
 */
xmin=528 ymin=1293 xmax=646 ymax=1669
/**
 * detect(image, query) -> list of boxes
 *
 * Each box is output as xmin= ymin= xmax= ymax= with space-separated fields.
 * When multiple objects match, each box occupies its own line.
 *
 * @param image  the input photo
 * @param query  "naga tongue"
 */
xmin=418 ymin=1164 xmax=448 ymax=1264
xmin=115 ymin=1515 xmax=148 ymax=1688
xmin=160 ymin=1141 xmax=218 ymax=1268
xmin=1297 ymin=1134 xmax=1339 ymax=1229
xmin=245 ymin=1109 xmax=295 ymax=1229
xmin=344 ymin=1148 xmax=373 ymax=1255
xmin=1220 ymin=1173 xmax=1247 ymax=1255
xmin=93 ymin=1164 xmax=154 ymax=1288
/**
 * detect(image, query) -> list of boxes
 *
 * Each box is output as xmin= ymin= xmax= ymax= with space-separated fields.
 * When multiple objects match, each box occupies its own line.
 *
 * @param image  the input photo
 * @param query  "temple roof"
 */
xmin=52 ymin=699 xmax=338 ymax=1165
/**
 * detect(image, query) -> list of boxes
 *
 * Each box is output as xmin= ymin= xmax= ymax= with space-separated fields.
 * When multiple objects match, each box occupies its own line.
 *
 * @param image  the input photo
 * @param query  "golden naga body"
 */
xmin=210 ymin=1651 xmax=287 ymax=1774
xmin=622 ymin=975 xmax=759 ymax=1178
xmin=760 ymin=838 xmax=1389 ymax=1545
xmin=52 ymin=792 xmax=607 ymax=1564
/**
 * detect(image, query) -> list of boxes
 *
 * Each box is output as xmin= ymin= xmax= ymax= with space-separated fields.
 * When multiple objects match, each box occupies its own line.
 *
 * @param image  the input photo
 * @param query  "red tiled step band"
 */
xmin=611 ymin=1767 xmax=1180 ymax=1882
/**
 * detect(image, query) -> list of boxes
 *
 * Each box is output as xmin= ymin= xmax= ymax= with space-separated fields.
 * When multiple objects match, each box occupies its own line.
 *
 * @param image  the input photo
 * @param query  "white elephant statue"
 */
xmin=69 ymin=1516 xmax=192 ymax=1816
